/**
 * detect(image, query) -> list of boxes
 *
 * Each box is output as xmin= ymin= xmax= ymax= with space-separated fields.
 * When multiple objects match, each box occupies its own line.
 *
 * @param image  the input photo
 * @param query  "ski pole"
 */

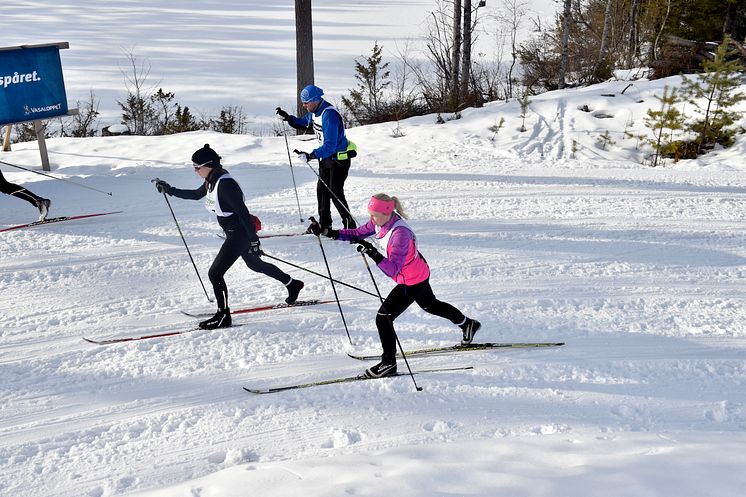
xmin=0 ymin=159 xmax=113 ymax=196
xmin=308 ymin=216 xmax=352 ymax=345
xmin=262 ymin=252 xmax=377 ymax=297
xmin=282 ymin=125 xmax=304 ymax=223
xmin=152 ymin=179 xmax=213 ymax=303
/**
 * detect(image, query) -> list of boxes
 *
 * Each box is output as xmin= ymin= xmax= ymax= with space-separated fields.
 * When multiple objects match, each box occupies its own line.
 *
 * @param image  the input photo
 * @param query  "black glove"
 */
xmin=154 ymin=179 xmax=171 ymax=195
xmin=293 ymin=149 xmax=316 ymax=163
xmin=248 ymin=239 xmax=262 ymax=256
xmin=355 ymin=239 xmax=383 ymax=263
xmin=322 ymin=227 xmax=339 ymax=239
xmin=276 ymin=107 xmax=290 ymax=121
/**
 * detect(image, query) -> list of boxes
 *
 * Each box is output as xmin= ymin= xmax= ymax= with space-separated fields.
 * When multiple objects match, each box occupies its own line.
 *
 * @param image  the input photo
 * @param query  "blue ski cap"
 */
xmin=300 ymin=84 xmax=324 ymax=103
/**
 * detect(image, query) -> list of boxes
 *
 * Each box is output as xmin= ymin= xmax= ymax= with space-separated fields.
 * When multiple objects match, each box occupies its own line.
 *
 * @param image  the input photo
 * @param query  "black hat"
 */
xmin=191 ymin=144 xmax=221 ymax=168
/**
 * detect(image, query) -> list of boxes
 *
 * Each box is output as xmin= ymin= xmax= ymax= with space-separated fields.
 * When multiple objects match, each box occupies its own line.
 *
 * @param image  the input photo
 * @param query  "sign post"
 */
xmin=2 ymin=125 xmax=10 ymax=152
xmin=0 ymin=42 xmax=72 ymax=170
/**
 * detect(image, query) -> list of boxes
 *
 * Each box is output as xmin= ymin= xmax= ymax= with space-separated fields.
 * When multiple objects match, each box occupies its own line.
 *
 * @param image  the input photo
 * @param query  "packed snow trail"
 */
xmin=2 ymin=74 xmax=746 ymax=496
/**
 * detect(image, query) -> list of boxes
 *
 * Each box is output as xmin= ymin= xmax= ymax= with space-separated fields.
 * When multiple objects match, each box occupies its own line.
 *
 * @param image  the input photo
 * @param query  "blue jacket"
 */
xmin=288 ymin=100 xmax=348 ymax=160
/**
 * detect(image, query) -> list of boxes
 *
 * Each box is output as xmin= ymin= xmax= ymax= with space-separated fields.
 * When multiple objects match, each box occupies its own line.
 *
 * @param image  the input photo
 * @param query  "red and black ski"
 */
xmin=244 ymin=366 xmax=475 ymax=394
xmin=85 ymin=300 xmax=337 ymax=345
xmin=347 ymin=342 xmax=565 ymax=360
xmin=83 ymin=326 xmax=208 ymax=345
xmin=181 ymin=299 xmax=338 ymax=318
xmin=1 ymin=211 xmax=123 ymax=233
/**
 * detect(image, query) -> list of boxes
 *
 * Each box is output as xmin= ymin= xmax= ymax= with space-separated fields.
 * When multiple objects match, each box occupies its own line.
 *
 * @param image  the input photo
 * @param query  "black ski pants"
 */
xmin=208 ymin=234 xmax=291 ymax=310
xmin=375 ymin=278 xmax=465 ymax=362
xmin=0 ymin=170 xmax=43 ymax=207
xmin=316 ymin=157 xmax=355 ymax=229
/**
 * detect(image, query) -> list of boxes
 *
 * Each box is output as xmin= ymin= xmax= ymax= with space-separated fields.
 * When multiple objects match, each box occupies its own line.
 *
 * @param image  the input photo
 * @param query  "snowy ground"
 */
xmin=2 ymin=73 xmax=746 ymax=496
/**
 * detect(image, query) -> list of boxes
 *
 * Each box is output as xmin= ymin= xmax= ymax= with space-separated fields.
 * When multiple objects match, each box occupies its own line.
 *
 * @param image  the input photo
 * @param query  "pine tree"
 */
xmin=665 ymin=0 xmax=740 ymax=42
xmin=119 ymin=93 xmax=154 ymax=135
xmin=341 ymin=42 xmax=391 ymax=125
xmin=168 ymin=105 xmax=202 ymax=133
xmin=150 ymin=88 xmax=176 ymax=135
xmin=680 ymin=36 xmax=745 ymax=154
xmin=643 ymin=85 xmax=685 ymax=167
xmin=210 ymin=106 xmax=247 ymax=134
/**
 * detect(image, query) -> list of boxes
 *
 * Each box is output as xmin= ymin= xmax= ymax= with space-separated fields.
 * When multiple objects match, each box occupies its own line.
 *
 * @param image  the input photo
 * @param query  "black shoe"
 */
xmin=364 ymin=360 xmax=397 ymax=378
xmin=199 ymin=309 xmax=232 ymax=329
xmin=460 ymin=318 xmax=481 ymax=345
xmin=37 ymin=198 xmax=50 ymax=221
xmin=285 ymin=279 xmax=304 ymax=304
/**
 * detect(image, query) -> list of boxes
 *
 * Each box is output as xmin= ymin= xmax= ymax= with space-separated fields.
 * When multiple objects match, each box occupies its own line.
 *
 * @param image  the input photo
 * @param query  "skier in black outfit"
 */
xmin=154 ymin=144 xmax=304 ymax=329
xmin=1 ymin=170 xmax=51 ymax=221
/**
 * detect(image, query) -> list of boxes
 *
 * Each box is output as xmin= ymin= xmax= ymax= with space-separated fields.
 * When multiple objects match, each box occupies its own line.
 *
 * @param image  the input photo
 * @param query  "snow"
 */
xmin=3 ymin=3 xmax=746 ymax=497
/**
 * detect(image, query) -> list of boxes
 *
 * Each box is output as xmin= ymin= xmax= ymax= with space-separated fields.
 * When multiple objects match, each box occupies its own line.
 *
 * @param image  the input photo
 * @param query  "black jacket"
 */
xmin=168 ymin=169 xmax=258 ymax=241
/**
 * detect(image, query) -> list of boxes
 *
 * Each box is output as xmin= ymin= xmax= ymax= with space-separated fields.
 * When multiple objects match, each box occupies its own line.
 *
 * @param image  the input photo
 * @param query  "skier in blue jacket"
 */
xmin=276 ymin=85 xmax=356 ymax=230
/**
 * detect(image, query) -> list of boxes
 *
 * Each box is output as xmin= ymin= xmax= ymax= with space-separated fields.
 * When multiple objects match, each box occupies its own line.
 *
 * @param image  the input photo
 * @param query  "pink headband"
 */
xmin=367 ymin=196 xmax=395 ymax=215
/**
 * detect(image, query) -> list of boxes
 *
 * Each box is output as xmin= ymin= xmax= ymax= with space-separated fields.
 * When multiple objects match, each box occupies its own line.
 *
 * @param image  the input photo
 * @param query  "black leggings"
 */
xmin=375 ymin=279 xmax=465 ymax=361
xmin=0 ymin=171 xmax=43 ymax=206
xmin=208 ymin=235 xmax=291 ymax=310
xmin=316 ymin=157 xmax=355 ymax=229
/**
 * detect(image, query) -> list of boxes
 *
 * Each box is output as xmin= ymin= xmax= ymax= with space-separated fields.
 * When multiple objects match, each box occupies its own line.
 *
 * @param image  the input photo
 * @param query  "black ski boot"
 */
xmin=37 ymin=198 xmax=51 ymax=221
xmin=285 ymin=279 xmax=304 ymax=304
xmin=199 ymin=308 xmax=232 ymax=329
xmin=364 ymin=358 xmax=397 ymax=378
xmin=460 ymin=318 xmax=481 ymax=345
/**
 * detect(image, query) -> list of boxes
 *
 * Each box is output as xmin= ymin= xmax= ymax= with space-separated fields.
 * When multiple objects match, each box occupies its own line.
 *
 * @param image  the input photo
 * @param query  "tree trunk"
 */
xmin=295 ymin=0 xmax=314 ymax=118
xmin=450 ymin=0 xmax=462 ymax=109
xmin=557 ymin=0 xmax=572 ymax=89
xmin=596 ymin=0 xmax=614 ymax=75
xmin=460 ymin=0 xmax=472 ymax=103
xmin=627 ymin=0 xmax=640 ymax=68
xmin=652 ymin=0 xmax=672 ymax=63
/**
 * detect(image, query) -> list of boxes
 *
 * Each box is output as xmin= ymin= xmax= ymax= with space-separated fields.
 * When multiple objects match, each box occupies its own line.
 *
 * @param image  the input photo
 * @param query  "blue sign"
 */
xmin=0 ymin=45 xmax=69 ymax=126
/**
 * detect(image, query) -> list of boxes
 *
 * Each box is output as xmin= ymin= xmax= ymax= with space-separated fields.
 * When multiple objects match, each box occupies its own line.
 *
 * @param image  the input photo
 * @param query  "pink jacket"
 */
xmin=338 ymin=214 xmax=430 ymax=285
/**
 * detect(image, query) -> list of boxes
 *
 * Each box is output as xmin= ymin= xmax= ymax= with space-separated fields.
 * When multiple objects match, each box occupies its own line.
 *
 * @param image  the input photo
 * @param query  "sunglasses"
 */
xmin=193 ymin=161 xmax=210 ymax=169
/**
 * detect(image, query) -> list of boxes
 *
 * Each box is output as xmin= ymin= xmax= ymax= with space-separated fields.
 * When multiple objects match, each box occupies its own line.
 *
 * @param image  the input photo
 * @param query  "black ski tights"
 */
xmin=0 ymin=171 xmax=43 ymax=207
xmin=316 ymin=158 xmax=355 ymax=229
xmin=375 ymin=279 xmax=465 ymax=361
xmin=208 ymin=235 xmax=291 ymax=310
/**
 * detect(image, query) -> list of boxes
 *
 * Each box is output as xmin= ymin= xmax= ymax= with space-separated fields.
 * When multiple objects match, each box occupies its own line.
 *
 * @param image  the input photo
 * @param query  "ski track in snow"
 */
xmin=2 ymin=77 xmax=746 ymax=496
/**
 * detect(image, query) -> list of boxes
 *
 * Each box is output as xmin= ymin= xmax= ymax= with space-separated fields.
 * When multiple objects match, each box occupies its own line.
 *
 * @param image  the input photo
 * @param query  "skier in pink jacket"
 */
xmin=309 ymin=193 xmax=481 ymax=378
